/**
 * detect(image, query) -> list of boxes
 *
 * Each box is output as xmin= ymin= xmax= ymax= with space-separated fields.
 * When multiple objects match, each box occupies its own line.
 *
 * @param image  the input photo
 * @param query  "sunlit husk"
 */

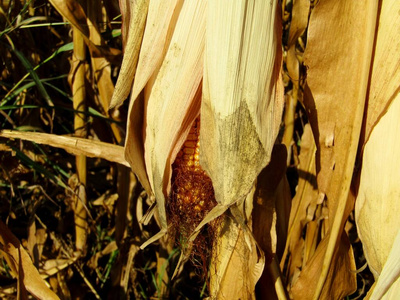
xmin=356 ymin=92 xmax=400 ymax=298
xmin=354 ymin=0 xmax=400 ymax=298
xmin=193 ymin=1 xmax=284 ymax=296
xmin=360 ymin=0 xmax=400 ymax=145
xmin=124 ymin=1 xmax=206 ymax=247
xmin=201 ymin=0 xmax=282 ymax=212
xmin=109 ymin=0 xmax=149 ymax=109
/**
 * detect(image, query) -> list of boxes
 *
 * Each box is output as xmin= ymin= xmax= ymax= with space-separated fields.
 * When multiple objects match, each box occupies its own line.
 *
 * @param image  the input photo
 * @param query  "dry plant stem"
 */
xmin=72 ymin=28 xmax=88 ymax=252
xmin=282 ymin=85 xmax=298 ymax=166
xmin=87 ymin=0 xmax=123 ymax=143
xmin=0 ymin=130 xmax=129 ymax=167
xmin=269 ymin=256 xmax=287 ymax=300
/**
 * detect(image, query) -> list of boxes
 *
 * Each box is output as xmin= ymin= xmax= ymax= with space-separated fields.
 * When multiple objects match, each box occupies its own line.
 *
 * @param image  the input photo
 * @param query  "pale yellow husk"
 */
xmin=356 ymin=92 xmax=400 ymax=298
xmin=124 ymin=1 xmax=206 ymax=248
xmin=355 ymin=0 xmax=400 ymax=297
xmin=195 ymin=0 xmax=283 ymax=239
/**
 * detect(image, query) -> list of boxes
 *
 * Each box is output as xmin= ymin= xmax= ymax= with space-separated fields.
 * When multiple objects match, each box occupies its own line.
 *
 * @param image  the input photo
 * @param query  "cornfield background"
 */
xmin=0 ymin=0 xmax=399 ymax=299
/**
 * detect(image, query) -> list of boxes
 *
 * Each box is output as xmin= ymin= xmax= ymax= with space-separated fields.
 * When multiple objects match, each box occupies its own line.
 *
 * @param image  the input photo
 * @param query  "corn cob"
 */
xmin=169 ymin=117 xmax=216 ymax=230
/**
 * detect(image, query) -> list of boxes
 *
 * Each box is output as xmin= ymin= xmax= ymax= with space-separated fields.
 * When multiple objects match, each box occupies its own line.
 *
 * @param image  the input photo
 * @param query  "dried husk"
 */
xmin=196 ymin=0 xmax=283 ymax=239
xmin=128 ymin=0 xmax=182 ymax=105
xmin=360 ymin=0 xmax=400 ymax=147
xmin=109 ymin=0 xmax=149 ymax=109
xmin=368 ymin=230 xmax=400 ymax=300
xmin=209 ymin=214 xmax=259 ymax=300
xmin=354 ymin=0 xmax=400 ymax=297
xmin=174 ymin=1 xmax=285 ymax=295
xmin=120 ymin=0 xmax=183 ymax=198
xmin=356 ymin=92 xmax=400 ymax=297
xmin=124 ymin=1 xmax=206 ymax=248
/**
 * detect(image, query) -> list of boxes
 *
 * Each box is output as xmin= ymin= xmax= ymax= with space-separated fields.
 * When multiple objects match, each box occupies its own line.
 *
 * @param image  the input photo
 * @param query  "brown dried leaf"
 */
xmin=0 ymin=130 xmax=128 ymax=166
xmin=291 ymin=232 xmax=356 ymax=300
xmin=253 ymin=144 xmax=288 ymax=260
xmin=253 ymin=145 xmax=290 ymax=299
xmin=0 ymin=221 xmax=59 ymax=300
xmin=87 ymin=1 xmax=114 ymax=110
xmin=49 ymin=0 xmax=121 ymax=61
xmin=40 ymin=257 xmax=77 ymax=277
xmin=303 ymin=0 xmax=378 ymax=297
xmin=287 ymin=0 xmax=310 ymax=47
xmin=49 ymin=0 xmax=89 ymax=37
xmin=281 ymin=124 xmax=318 ymax=274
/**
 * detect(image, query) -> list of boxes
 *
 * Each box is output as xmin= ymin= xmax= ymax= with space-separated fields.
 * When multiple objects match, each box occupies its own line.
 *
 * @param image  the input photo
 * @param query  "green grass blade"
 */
xmin=9 ymin=45 xmax=53 ymax=106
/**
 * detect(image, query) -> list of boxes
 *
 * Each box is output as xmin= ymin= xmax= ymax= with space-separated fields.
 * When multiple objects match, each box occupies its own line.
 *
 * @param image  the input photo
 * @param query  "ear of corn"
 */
xmin=169 ymin=117 xmax=216 ymax=230
xmin=123 ymin=1 xmax=206 ymax=248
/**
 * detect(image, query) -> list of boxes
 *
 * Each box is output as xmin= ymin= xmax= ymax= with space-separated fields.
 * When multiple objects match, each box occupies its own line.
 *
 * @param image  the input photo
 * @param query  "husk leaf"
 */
xmin=197 ymin=0 xmax=283 ymax=237
xmin=128 ymin=0 xmax=182 ymax=104
xmin=355 ymin=1 xmax=400 ymax=297
xmin=355 ymin=92 xmax=400 ymax=279
xmin=369 ymin=229 xmax=400 ymax=300
xmin=209 ymin=215 xmax=260 ymax=300
xmin=109 ymin=0 xmax=149 ymax=109
xmin=124 ymin=1 xmax=206 ymax=248
xmin=361 ymin=0 xmax=400 ymax=146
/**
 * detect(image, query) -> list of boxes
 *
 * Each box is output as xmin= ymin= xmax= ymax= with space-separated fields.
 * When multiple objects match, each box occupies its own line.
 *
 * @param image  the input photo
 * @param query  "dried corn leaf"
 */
xmin=199 ymin=0 xmax=283 ymax=231
xmin=281 ymin=124 xmax=318 ymax=278
xmin=355 ymin=92 xmax=400 ymax=279
xmin=49 ymin=0 xmax=89 ymax=37
xmin=109 ymin=0 xmax=149 ymax=109
xmin=0 ymin=221 xmax=59 ymax=300
xmin=87 ymin=1 xmax=115 ymax=110
xmin=124 ymin=1 xmax=206 ymax=247
xmin=49 ymin=0 xmax=120 ymax=60
xmin=0 ymin=130 xmax=128 ymax=166
xmin=302 ymin=0 xmax=378 ymax=297
xmin=290 ymin=231 xmax=356 ymax=300
xmin=253 ymin=145 xmax=290 ymax=298
xmin=253 ymin=144 xmax=289 ymax=260
xmin=361 ymin=0 xmax=400 ymax=145
xmin=287 ymin=0 xmax=310 ymax=47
